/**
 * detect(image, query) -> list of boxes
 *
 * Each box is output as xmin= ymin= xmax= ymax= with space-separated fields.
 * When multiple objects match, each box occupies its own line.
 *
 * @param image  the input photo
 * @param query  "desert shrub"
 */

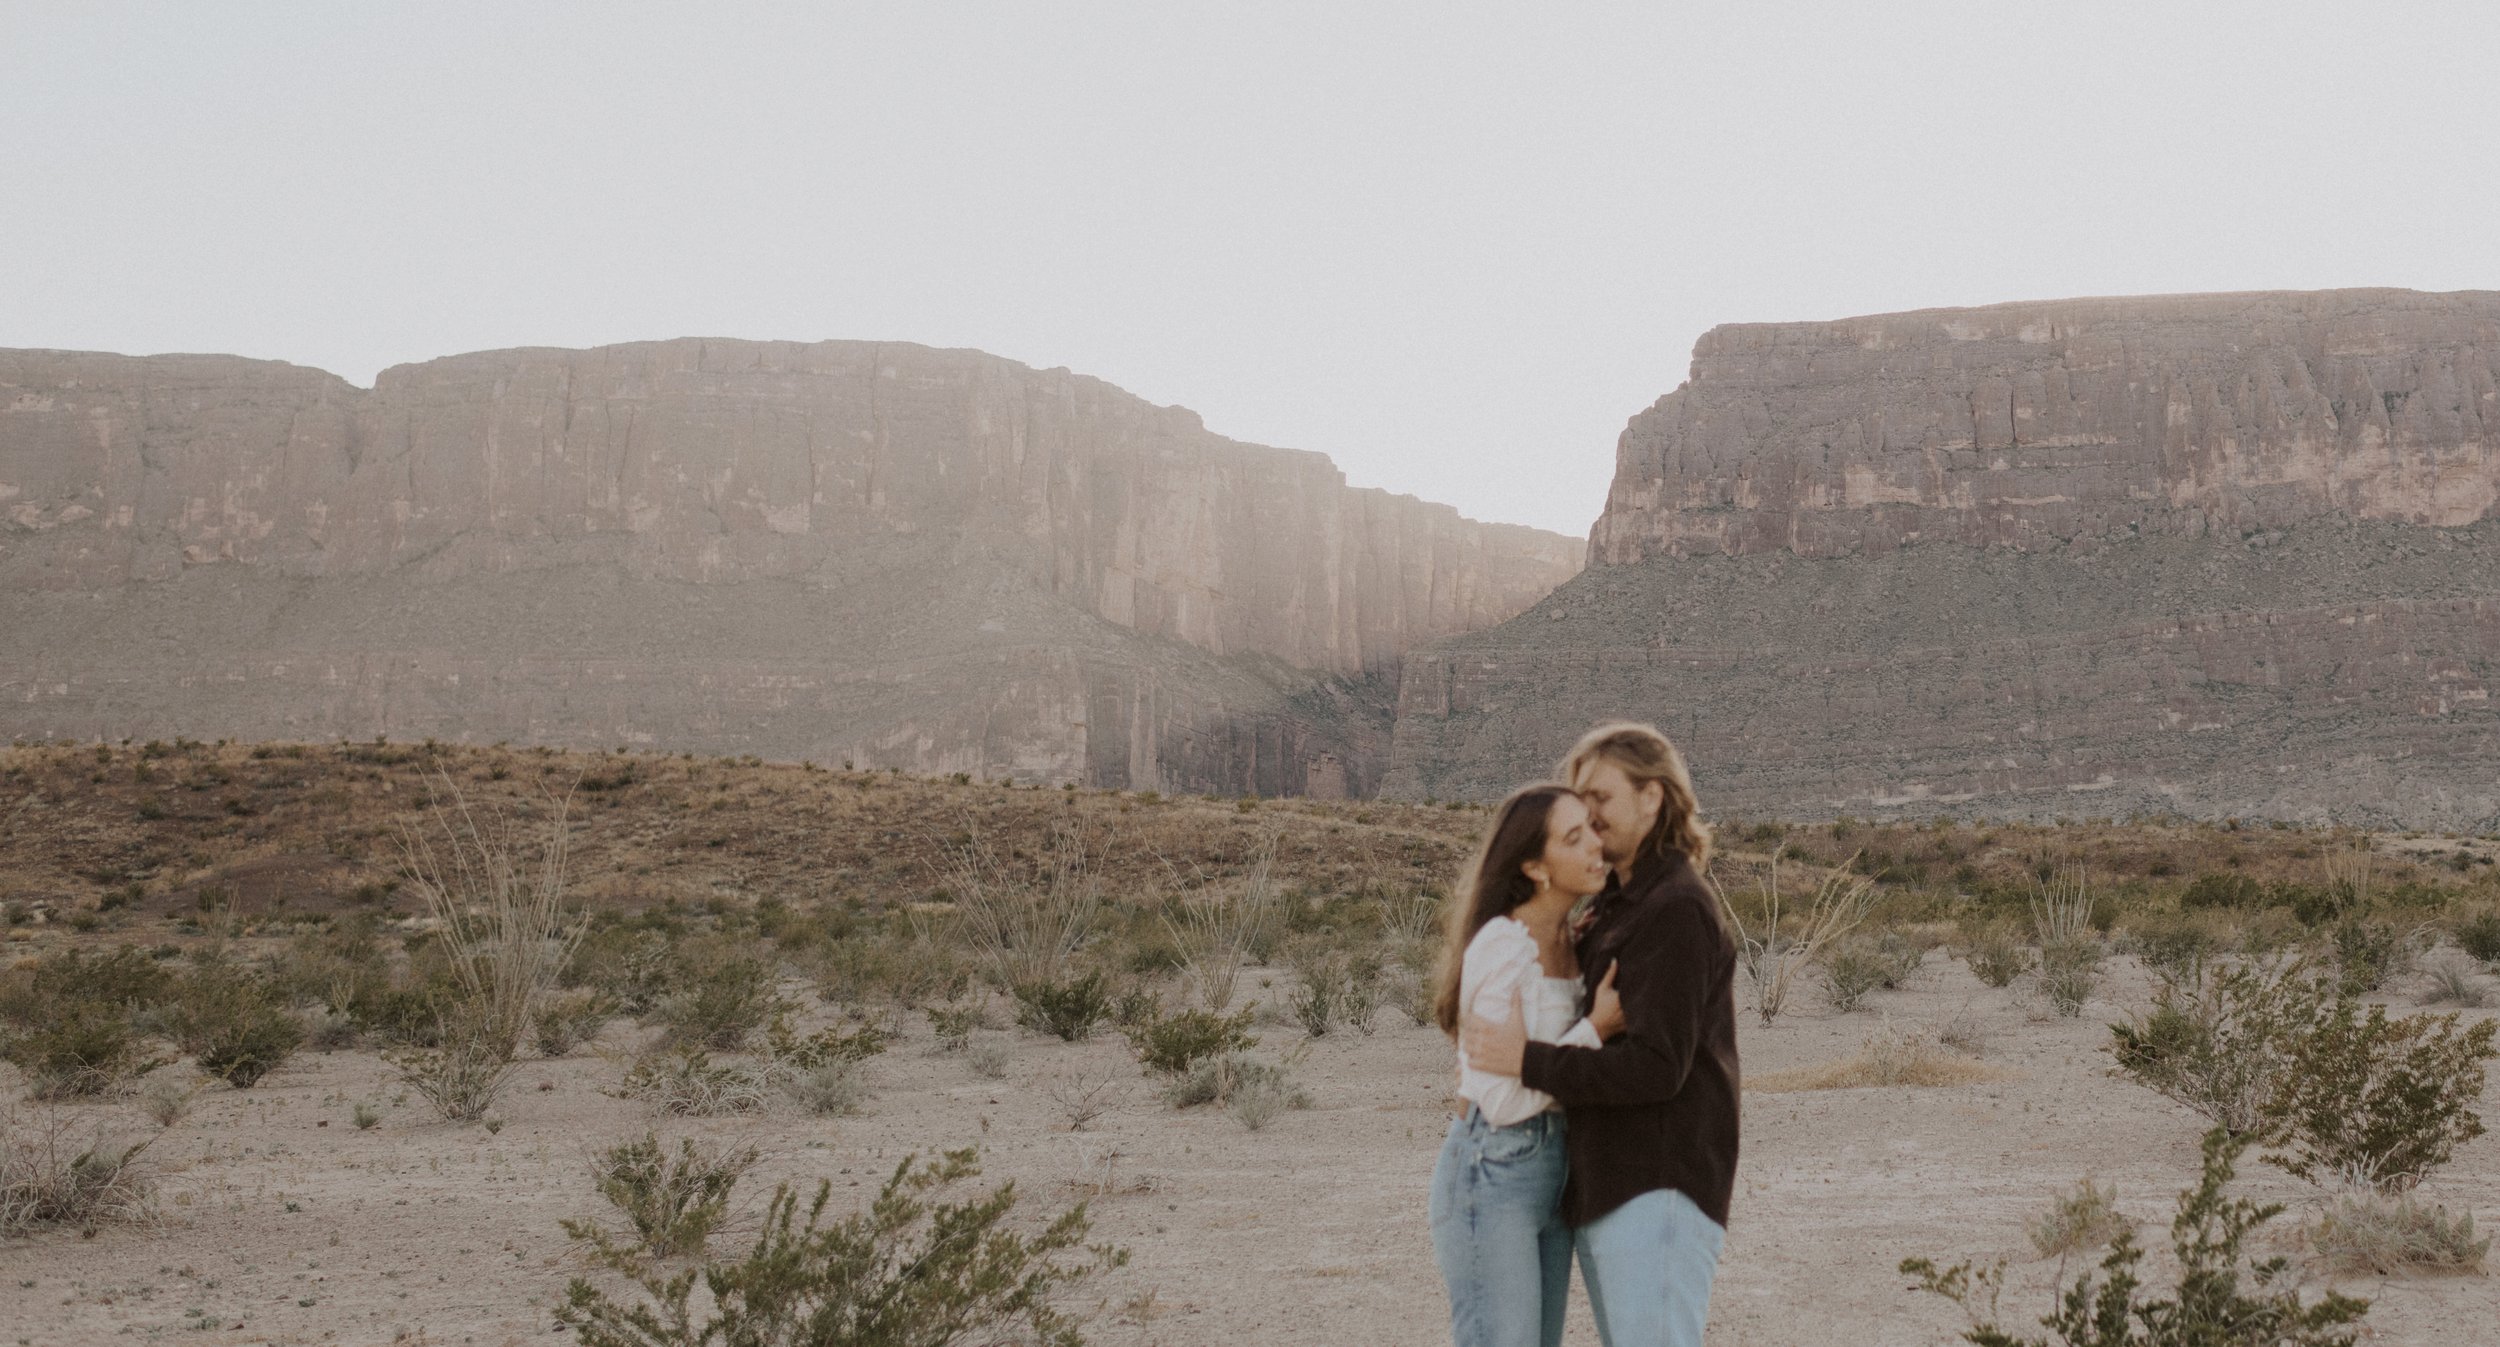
xmin=0 ymin=946 xmax=172 ymax=1026
xmin=398 ymin=777 xmax=587 ymax=1053
xmin=533 ymin=989 xmax=612 ymax=1057
xmin=2308 ymin=1192 xmax=2489 ymax=1275
xmin=812 ymin=928 xmax=972 ymax=1010
xmin=563 ymin=1133 xmax=759 ymax=1259
xmin=938 ymin=823 xmax=1103 ymax=992
xmin=779 ymin=1060 xmax=873 ymax=1117
xmin=347 ymin=980 xmax=453 ymax=1047
xmin=1821 ymin=944 xmax=1889 ymax=1012
xmin=1044 ymin=1065 xmax=1127 ymax=1131
xmin=351 ymin=1100 xmax=381 ymax=1130
xmin=1964 ymin=929 xmax=2033 ymax=988
xmin=2415 ymin=953 xmax=2490 ymax=1008
xmin=2110 ymin=959 xmax=2322 ymax=1136
xmin=616 ymin=1051 xmax=769 ymax=1117
xmin=1162 ymin=1052 xmax=1308 ymax=1116
xmin=2026 ymin=1178 xmax=2132 ymax=1260
xmin=1160 ymin=839 xmax=1283 ymax=1010
xmin=0 ymin=1109 xmax=157 ymax=1238
xmin=1903 ymin=1130 xmax=2367 ymax=1347
xmin=1229 ymin=1065 xmax=1309 ymax=1131
xmin=1717 ymin=856 xmax=1878 ymax=1025
xmin=2263 ymin=990 xmax=2496 ymax=1191
xmin=2037 ymin=940 xmax=2101 ymax=1018
xmin=926 ymin=1003 xmax=980 ymax=1052
xmin=1123 ymin=1005 xmax=1257 ymax=1076
xmin=388 ymin=1003 xmax=519 ymax=1122
xmin=303 ymin=1007 xmax=361 ymax=1050
xmin=651 ymin=954 xmax=787 ymax=1052
xmin=138 ymin=1076 xmax=193 ymax=1128
xmin=1283 ymin=945 xmax=1384 ymax=1037
xmin=556 ymin=1149 xmax=1124 ymax=1347
xmin=166 ymin=963 xmax=303 ymax=1088
xmin=1013 ymin=971 xmax=1111 ymax=1042
xmin=2 ymin=1000 xmax=156 ymax=1099
xmin=2125 ymin=913 xmax=2223 ymax=986
xmin=2179 ymin=872 xmax=2263 ymax=911
xmin=966 ymin=1041 xmax=1010 ymax=1080
xmin=578 ymin=929 xmax=677 ymax=1014
xmin=2330 ymin=916 xmax=2411 ymax=993
xmin=2454 ymin=911 xmax=2500 ymax=965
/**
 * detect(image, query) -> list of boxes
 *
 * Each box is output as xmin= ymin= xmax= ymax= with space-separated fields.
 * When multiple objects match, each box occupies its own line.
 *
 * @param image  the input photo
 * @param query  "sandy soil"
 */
xmin=5 ymin=955 xmax=2495 ymax=1346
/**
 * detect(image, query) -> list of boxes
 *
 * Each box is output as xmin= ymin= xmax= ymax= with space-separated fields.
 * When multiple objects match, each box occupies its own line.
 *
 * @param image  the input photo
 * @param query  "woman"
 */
xmin=1430 ymin=784 xmax=1622 ymax=1347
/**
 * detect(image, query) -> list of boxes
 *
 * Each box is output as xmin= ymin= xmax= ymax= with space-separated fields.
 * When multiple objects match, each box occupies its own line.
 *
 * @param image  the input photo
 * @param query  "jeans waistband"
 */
xmin=1463 ymin=1105 xmax=1564 ymax=1137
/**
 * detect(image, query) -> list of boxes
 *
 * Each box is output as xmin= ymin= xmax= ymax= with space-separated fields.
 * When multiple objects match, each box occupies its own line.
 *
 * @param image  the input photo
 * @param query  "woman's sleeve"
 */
xmin=1556 ymin=1017 xmax=1602 ymax=1049
xmin=1463 ymin=928 xmax=1556 ymax=1128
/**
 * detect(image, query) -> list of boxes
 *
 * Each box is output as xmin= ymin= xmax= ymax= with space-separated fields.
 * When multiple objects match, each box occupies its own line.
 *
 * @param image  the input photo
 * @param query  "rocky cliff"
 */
xmin=2 ymin=340 xmax=1580 ymax=792
xmin=1387 ymin=289 xmax=2500 ymax=828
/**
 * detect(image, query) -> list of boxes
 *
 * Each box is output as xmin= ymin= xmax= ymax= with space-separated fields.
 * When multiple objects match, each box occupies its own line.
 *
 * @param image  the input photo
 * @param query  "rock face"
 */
xmin=1387 ymin=290 xmax=2500 ymax=828
xmin=1 ymin=340 xmax=1580 ymax=792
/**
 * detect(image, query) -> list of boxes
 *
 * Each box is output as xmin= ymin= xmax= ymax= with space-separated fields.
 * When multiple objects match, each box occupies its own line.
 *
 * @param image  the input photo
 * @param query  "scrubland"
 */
xmin=3 ymin=739 xmax=2496 ymax=1344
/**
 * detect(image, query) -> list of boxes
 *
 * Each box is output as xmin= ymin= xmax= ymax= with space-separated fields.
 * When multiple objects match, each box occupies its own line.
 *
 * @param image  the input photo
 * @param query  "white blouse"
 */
xmin=1455 ymin=915 xmax=1603 ymax=1127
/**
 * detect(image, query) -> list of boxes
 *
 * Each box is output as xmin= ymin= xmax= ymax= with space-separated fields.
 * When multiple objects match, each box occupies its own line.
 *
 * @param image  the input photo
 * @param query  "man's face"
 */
xmin=1575 ymin=759 xmax=1663 ymax=867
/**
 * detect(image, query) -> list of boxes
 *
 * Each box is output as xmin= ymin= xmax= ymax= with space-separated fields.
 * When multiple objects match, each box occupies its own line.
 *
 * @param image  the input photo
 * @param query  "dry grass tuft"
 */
xmin=2026 ymin=1178 xmax=2134 ymax=1259
xmin=1752 ymin=1018 xmax=2005 ymax=1093
xmin=1 ymin=1107 xmax=157 ymax=1237
xmin=2309 ymin=1191 xmax=2489 ymax=1275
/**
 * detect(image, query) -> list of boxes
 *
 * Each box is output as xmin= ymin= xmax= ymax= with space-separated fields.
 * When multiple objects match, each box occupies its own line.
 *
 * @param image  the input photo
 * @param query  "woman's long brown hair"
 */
xmin=1431 ymin=783 xmax=1575 ymax=1037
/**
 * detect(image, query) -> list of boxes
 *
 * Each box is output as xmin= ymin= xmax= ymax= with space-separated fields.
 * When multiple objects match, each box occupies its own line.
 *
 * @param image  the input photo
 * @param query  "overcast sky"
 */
xmin=5 ymin=3 xmax=2494 ymax=537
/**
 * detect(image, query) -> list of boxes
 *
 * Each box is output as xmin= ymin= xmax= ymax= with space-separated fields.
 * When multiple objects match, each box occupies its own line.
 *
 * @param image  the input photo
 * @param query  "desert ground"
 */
xmin=4 ymin=743 xmax=2497 ymax=1345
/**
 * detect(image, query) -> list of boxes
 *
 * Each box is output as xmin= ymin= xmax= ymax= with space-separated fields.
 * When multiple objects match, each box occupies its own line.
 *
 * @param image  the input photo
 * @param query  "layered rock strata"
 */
xmin=1 ymin=340 xmax=1578 ymax=792
xmin=1388 ymin=289 xmax=2500 ymax=828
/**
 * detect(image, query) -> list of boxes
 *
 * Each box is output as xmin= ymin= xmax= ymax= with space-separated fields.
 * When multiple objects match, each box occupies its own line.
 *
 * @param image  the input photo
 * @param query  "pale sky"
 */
xmin=5 ymin=3 xmax=2495 ymax=538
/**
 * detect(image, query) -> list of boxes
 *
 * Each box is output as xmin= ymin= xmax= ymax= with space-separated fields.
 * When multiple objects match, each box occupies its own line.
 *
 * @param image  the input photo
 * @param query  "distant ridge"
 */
xmin=0 ymin=338 xmax=1581 ymax=794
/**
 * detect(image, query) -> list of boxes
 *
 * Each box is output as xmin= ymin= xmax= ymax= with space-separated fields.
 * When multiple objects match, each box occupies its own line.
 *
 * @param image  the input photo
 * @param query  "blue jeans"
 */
xmin=1429 ymin=1108 xmax=1571 ymax=1347
xmin=1575 ymin=1187 xmax=1725 ymax=1347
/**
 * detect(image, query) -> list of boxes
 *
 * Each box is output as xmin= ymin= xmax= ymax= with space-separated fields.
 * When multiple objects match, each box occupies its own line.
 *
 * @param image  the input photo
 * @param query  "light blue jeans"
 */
xmin=1429 ymin=1108 xmax=1571 ymax=1347
xmin=1575 ymin=1187 xmax=1725 ymax=1347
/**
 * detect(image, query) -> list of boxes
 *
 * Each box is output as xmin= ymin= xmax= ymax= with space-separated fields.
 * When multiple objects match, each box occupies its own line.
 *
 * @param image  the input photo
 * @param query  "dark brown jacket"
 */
xmin=1519 ymin=851 xmax=1740 ymax=1229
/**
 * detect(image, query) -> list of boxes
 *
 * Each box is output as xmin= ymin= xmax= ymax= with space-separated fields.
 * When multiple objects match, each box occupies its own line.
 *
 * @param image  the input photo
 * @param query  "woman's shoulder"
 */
xmin=1464 ymin=915 xmax=1536 ymax=960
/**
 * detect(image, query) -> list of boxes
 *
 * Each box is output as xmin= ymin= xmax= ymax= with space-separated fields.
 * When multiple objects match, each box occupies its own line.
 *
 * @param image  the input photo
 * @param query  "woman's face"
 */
xmin=1534 ymin=793 xmax=1610 ymax=899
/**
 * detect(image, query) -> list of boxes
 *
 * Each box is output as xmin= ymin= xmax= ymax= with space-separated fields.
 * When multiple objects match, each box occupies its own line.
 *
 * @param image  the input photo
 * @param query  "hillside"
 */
xmin=1386 ymin=290 xmax=2500 ymax=827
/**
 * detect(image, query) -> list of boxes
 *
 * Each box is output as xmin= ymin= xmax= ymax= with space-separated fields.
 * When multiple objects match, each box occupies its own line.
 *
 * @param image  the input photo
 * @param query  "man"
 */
xmin=1460 ymin=722 xmax=1739 ymax=1347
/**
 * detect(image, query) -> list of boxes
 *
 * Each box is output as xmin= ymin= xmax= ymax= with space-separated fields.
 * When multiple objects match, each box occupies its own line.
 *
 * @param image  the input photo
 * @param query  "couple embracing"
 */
xmin=1428 ymin=723 xmax=1740 ymax=1347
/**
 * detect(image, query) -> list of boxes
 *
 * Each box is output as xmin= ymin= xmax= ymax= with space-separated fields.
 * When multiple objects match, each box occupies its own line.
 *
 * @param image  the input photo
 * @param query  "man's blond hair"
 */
xmin=1561 ymin=722 xmax=1711 ymax=870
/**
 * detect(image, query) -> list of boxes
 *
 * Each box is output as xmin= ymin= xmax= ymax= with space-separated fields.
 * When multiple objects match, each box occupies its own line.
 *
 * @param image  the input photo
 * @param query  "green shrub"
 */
xmin=2330 ymin=917 xmax=2411 ymax=993
xmin=2110 ymin=960 xmax=2323 ymax=1136
xmin=1964 ymin=931 xmax=2032 ymax=988
xmin=1013 ymin=972 xmax=1111 ymax=1042
xmin=926 ymin=1004 xmax=979 ymax=1052
xmin=2262 ymin=991 xmax=2496 ymax=1191
xmin=1821 ymin=945 xmax=1888 ymax=1012
xmin=1903 ymin=1130 xmax=2367 ymax=1347
xmin=2038 ymin=939 xmax=2101 ymax=1017
xmin=1124 ymin=1006 xmax=1257 ymax=1076
xmin=2179 ymin=873 xmax=2263 ymax=911
xmin=2456 ymin=911 xmax=2500 ymax=965
xmin=0 ymin=946 xmax=174 ymax=1027
xmin=167 ymin=964 xmax=304 ymax=1088
xmin=562 ymin=1133 xmax=759 ymax=1259
xmin=1284 ymin=947 xmax=1385 ymax=1037
xmin=533 ymin=990 xmax=612 ymax=1057
xmin=2125 ymin=913 xmax=2222 ymax=985
xmin=651 ymin=954 xmax=787 ymax=1052
xmin=3 ymin=1000 xmax=159 ymax=1099
xmin=388 ymin=1003 xmax=518 ymax=1122
xmin=555 ymin=1149 xmax=1125 ymax=1347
